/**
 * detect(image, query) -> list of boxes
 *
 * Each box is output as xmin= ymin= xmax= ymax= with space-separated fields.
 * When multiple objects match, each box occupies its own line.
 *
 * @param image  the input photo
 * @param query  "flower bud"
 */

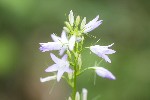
xmin=78 ymin=54 xmax=82 ymax=70
xmin=65 ymin=21 xmax=72 ymax=31
xmin=80 ymin=17 xmax=86 ymax=30
xmin=75 ymin=16 xmax=80 ymax=27
xmin=75 ymin=92 xmax=80 ymax=100
xmin=63 ymin=27 xmax=70 ymax=33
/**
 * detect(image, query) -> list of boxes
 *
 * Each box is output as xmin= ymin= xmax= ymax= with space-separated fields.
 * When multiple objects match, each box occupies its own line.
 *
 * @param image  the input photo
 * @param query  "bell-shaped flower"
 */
xmin=45 ymin=53 xmax=73 ymax=82
xmin=90 ymin=43 xmax=116 ymax=63
xmin=95 ymin=67 xmax=116 ymax=80
xmin=81 ymin=15 xmax=103 ymax=33
xmin=39 ymin=31 xmax=76 ymax=55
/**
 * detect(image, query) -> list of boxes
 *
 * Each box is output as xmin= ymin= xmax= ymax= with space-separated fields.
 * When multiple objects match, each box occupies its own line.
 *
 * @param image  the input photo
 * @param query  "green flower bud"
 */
xmin=78 ymin=54 xmax=82 ymax=70
xmin=67 ymin=50 xmax=71 ymax=60
xmin=65 ymin=21 xmax=72 ymax=31
xmin=75 ymin=16 xmax=80 ymax=27
xmin=75 ymin=92 xmax=80 ymax=100
xmin=68 ymin=72 xmax=73 ymax=80
xmin=63 ymin=27 xmax=70 ymax=33
xmin=80 ymin=17 xmax=86 ymax=30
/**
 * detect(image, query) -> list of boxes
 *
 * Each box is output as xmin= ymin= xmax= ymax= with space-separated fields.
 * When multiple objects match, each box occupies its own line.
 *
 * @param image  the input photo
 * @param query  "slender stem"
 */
xmin=72 ymin=62 xmax=77 ymax=100
xmin=72 ymin=43 xmax=79 ymax=100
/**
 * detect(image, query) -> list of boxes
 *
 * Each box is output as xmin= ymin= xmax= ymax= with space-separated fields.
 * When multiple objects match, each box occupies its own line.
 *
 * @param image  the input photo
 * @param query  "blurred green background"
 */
xmin=0 ymin=0 xmax=150 ymax=100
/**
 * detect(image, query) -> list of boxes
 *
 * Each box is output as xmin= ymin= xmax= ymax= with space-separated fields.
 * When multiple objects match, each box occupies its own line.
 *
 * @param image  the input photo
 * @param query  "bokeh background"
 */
xmin=0 ymin=0 xmax=150 ymax=100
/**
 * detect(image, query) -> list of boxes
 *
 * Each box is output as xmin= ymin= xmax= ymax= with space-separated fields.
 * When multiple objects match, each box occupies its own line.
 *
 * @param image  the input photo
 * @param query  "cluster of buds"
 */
xmin=39 ymin=10 xmax=116 ymax=100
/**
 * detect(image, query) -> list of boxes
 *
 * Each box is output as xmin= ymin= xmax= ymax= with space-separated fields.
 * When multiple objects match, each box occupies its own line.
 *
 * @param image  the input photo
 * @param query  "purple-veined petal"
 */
xmin=45 ymin=64 xmax=58 ymax=72
xmin=39 ymin=42 xmax=61 ymax=52
xmin=69 ymin=35 xmax=76 ymax=51
xmin=95 ymin=67 xmax=116 ymax=80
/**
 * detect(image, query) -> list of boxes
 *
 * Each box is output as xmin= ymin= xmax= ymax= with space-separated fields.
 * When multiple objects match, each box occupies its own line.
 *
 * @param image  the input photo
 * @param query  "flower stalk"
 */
xmin=39 ymin=10 xmax=116 ymax=100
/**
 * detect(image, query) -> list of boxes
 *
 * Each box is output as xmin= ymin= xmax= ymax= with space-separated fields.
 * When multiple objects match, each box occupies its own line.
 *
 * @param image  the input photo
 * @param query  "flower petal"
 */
xmin=61 ymin=31 xmax=68 ymax=42
xmin=57 ymin=69 xmax=65 ymax=81
xmin=85 ymin=15 xmax=99 ymax=28
xmin=59 ymin=48 xmax=66 ymax=55
xmin=95 ymin=67 xmax=116 ymax=80
xmin=61 ymin=54 xmax=68 ymax=61
xmin=40 ymin=75 xmax=56 ymax=82
xmin=69 ymin=35 xmax=76 ymax=51
xmin=51 ymin=34 xmax=61 ymax=42
xmin=39 ymin=42 xmax=61 ymax=52
xmin=90 ymin=44 xmax=115 ymax=63
xmin=84 ymin=20 xmax=102 ymax=33
xmin=45 ymin=64 xmax=58 ymax=72
xmin=50 ymin=53 xmax=61 ymax=64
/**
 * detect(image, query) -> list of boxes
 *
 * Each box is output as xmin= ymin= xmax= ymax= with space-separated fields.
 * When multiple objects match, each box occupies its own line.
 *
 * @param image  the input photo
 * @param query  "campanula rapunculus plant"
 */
xmin=39 ymin=10 xmax=116 ymax=100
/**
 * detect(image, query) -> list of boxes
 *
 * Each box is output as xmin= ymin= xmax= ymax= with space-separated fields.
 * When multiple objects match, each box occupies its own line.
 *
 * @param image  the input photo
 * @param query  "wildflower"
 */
xmin=90 ymin=43 xmax=116 ymax=63
xmin=45 ymin=53 xmax=73 ymax=81
xmin=40 ymin=75 xmax=57 ymax=82
xmin=95 ymin=67 xmax=116 ymax=80
xmin=39 ymin=31 xmax=75 ymax=55
xmin=82 ymin=15 xmax=103 ymax=33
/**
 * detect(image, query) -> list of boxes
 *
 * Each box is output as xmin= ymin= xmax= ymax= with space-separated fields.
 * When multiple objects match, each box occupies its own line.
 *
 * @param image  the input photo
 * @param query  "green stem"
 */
xmin=72 ymin=43 xmax=79 ymax=100
xmin=72 ymin=63 xmax=77 ymax=100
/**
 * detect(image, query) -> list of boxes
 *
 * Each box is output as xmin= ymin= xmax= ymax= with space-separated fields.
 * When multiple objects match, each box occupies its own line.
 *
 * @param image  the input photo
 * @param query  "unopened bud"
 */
xmin=75 ymin=92 xmax=80 ymax=100
xmin=65 ymin=21 xmax=72 ymax=31
xmin=63 ymin=27 xmax=70 ymax=33
xmin=75 ymin=16 xmax=80 ymax=26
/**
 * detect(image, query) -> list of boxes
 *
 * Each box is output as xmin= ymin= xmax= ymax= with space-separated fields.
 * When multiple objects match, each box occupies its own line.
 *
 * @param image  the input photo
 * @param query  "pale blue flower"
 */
xmin=90 ymin=43 xmax=116 ymax=63
xmin=82 ymin=15 xmax=103 ymax=33
xmin=95 ymin=67 xmax=116 ymax=80
xmin=39 ymin=31 xmax=75 ymax=55
xmin=45 ymin=53 xmax=72 ymax=81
